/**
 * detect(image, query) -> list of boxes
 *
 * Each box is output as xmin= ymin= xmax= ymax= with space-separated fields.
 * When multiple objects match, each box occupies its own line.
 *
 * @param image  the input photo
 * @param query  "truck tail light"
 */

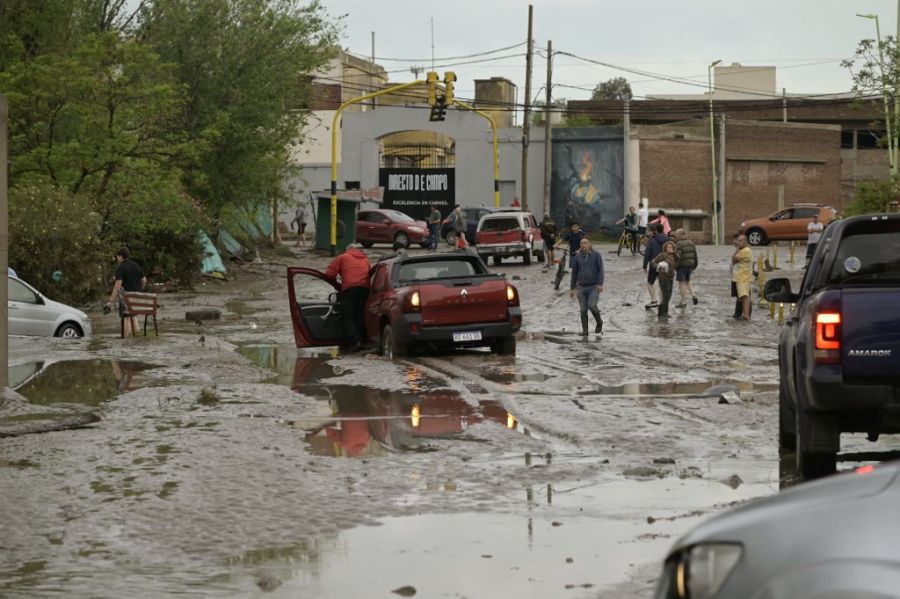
xmin=815 ymin=312 xmax=841 ymax=364
xmin=506 ymin=285 xmax=519 ymax=307
xmin=404 ymin=290 xmax=421 ymax=313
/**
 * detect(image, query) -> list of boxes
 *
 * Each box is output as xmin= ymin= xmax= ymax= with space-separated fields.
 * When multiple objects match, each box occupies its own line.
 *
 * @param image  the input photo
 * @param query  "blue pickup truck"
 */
xmin=765 ymin=214 xmax=900 ymax=478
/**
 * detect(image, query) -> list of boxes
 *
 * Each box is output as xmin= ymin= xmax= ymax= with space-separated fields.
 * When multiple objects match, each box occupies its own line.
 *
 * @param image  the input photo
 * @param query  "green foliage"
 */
xmin=8 ymin=183 xmax=107 ymax=304
xmin=843 ymin=36 xmax=899 ymax=153
xmin=563 ymin=113 xmax=595 ymax=128
xmin=845 ymin=179 xmax=898 ymax=216
xmin=591 ymin=77 xmax=633 ymax=101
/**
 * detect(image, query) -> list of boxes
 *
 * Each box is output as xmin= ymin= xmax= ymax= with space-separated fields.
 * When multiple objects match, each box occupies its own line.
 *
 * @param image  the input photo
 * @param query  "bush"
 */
xmin=845 ymin=179 xmax=898 ymax=216
xmin=9 ymin=183 xmax=107 ymax=304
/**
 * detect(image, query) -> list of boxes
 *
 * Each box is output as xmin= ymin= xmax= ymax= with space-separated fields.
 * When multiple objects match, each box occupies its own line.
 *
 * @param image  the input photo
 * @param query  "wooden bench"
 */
xmin=121 ymin=292 xmax=159 ymax=338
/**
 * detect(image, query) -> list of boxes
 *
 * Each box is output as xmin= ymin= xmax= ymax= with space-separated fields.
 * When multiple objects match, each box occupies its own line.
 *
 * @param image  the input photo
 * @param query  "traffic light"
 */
xmin=443 ymin=71 xmax=456 ymax=105
xmin=429 ymin=95 xmax=447 ymax=121
xmin=426 ymin=71 xmax=439 ymax=106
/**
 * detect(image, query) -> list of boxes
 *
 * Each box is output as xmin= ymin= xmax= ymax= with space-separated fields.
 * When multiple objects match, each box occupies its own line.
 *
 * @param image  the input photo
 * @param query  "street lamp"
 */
xmin=857 ymin=13 xmax=895 ymax=177
xmin=708 ymin=59 xmax=721 ymax=245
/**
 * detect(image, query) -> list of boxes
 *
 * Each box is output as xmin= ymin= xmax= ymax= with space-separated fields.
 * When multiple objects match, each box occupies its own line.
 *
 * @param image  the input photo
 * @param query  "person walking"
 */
xmin=324 ymin=243 xmax=371 ymax=352
xmin=806 ymin=213 xmax=824 ymax=267
xmin=642 ymin=223 xmax=668 ymax=309
xmin=637 ymin=200 xmax=650 ymax=235
xmin=105 ymin=247 xmax=147 ymax=336
xmin=673 ymin=228 xmax=699 ymax=307
xmin=731 ymin=234 xmax=753 ymax=321
xmin=450 ymin=205 xmax=467 ymax=244
xmin=428 ymin=205 xmax=442 ymax=251
xmin=651 ymin=240 xmax=678 ymax=320
xmin=292 ymin=204 xmax=309 ymax=247
xmin=539 ymin=213 xmax=557 ymax=270
xmin=569 ymin=237 xmax=604 ymax=335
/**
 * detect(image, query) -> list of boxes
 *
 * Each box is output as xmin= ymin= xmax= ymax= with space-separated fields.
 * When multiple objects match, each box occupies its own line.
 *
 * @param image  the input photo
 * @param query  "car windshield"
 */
xmin=826 ymin=221 xmax=900 ymax=284
xmin=397 ymin=259 xmax=482 ymax=282
xmin=385 ymin=211 xmax=414 ymax=223
xmin=481 ymin=217 xmax=520 ymax=232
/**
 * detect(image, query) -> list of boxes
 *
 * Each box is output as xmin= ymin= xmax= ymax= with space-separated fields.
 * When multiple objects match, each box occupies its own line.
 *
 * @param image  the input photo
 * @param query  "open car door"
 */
xmin=287 ymin=267 xmax=348 ymax=348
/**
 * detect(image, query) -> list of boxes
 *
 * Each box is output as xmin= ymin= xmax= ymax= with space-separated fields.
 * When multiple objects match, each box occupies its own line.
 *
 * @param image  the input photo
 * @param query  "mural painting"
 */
xmin=550 ymin=127 xmax=624 ymax=234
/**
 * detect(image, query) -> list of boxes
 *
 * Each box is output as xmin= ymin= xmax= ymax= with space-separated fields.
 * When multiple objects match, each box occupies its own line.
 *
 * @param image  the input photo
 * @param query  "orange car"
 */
xmin=739 ymin=204 xmax=838 ymax=246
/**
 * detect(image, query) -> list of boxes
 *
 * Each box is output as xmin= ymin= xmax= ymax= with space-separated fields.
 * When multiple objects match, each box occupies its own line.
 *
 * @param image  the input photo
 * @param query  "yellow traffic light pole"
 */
xmin=454 ymin=99 xmax=500 ymax=208
xmin=330 ymin=80 xmax=423 ymax=255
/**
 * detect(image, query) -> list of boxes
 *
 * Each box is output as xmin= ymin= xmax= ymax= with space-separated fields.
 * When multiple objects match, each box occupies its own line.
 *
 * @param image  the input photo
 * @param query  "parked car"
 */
xmin=474 ymin=210 xmax=544 ymax=266
xmin=8 ymin=275 xmax=92 ymax=338
xmin=654 ymin=461 xmax=900 ymax=599
xmin=356 ymin=209 xmax=428 ymax=248
xmin=739 ymin=203 xmax=837 ymax=246
xmin=765 ymin=213 xmax=900 ymax=478
xmin=440 ymin=206 xmax=497 ymax=247
xmin=287 ymin=250 xmax=521 ymax=357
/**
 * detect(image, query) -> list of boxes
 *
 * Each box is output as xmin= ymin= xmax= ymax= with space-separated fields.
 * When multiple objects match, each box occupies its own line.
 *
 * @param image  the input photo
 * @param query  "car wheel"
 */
xmin=445 ymin=231 xmax=457 ymax=247
xmin=747 ymin=228 xmax=767 ymax=246
xmin=394 ymin=232 xmax=410 ymax=248
xmin=778 ymin=367 xmax=796 ymax=451
xmin=536 ymin=250 xmax=545 ymax=263
xmin=491 ymin=336 xmax=516 ymax=355
xmin=380 ymin=324 xmax=408 ymax=359
xmin=523 ymin=249 xmax=532 ymax=265
xmin=796 ymin=409 xmax=837 ymax=479
xmin=55 ymin=322 xmax=83 ymax=338
xmin=492 ymin=256 xmax=502 ymax=266
xmin=360 ymin=241 xmax=374 ymax=248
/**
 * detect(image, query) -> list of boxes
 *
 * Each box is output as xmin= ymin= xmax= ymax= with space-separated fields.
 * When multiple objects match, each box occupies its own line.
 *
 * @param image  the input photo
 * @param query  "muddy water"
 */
xmin=11 ymin=360 xmax=158 ymax=405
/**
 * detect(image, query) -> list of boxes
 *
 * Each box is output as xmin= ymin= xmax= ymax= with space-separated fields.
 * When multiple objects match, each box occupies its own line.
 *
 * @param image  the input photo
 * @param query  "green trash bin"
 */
xmin=314 ymin=195 xmax=359 ymax=252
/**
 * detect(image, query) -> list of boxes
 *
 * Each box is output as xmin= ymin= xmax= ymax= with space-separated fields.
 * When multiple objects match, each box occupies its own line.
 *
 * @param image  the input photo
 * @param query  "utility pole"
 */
xmin=542 ymin=40 xmax=553 ymax=218
xmin=520 ymin=4 xmax=534 ymax=210
xmin=894 ymin=0 xmax=899 ymax=178
xmin=0 ymin=95 xmax=8 ymax=388
xmin=371 ymin=31 xmax=376 ymax=110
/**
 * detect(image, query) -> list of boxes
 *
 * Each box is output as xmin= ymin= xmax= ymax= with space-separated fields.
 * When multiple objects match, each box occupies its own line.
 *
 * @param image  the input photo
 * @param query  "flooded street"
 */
xmin=2 ymin=243 xmax=886 ymax=597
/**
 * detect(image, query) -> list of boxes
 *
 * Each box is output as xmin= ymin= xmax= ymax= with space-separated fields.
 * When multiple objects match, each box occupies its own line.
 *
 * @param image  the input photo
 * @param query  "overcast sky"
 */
xmin=322 ymin=0 xmax=899 ymax=108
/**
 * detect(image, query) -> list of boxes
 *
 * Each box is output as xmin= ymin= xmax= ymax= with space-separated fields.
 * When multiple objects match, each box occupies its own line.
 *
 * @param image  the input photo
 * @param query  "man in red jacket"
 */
xmin=325 ymin=244 xmax=371 ymax=352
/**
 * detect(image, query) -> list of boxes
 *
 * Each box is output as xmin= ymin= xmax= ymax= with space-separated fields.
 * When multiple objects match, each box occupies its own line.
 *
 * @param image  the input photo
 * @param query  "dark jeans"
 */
xmin=340 ymin=286 xmax=369 ymax=344
xmin=658 ymin=277 xmax=673 ymax=318
xmin=428 ymin=223 xmax=441 ymax=250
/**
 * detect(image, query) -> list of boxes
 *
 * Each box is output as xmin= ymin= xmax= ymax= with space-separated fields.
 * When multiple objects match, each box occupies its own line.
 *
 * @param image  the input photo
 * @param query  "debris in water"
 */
xmin=720 ymin=474 xmax=744 ymax=489
xmin=392 ymin=586 xmax=417 ymax=597
xmin=718 ymin=391 xmax=741 ymax=404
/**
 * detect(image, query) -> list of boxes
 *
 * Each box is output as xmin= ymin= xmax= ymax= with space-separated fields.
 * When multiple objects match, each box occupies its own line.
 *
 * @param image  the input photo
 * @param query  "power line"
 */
xmin=353 ymin=42 xmax=527 ymax=63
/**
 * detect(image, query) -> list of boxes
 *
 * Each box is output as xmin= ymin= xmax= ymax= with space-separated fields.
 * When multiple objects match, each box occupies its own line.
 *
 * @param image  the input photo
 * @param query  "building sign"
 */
xmin=379 ymin=168 xmax=455 ymax=220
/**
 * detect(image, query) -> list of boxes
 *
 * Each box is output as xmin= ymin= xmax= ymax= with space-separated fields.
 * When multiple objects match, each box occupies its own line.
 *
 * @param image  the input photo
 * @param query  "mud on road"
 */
xmin=0 ymin=242 xmax=878 ymax=598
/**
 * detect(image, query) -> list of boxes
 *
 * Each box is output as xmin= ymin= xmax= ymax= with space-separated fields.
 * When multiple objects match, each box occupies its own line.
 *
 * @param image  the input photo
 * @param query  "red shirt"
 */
xmin=325 ymin=247 xmax=371 ymax=291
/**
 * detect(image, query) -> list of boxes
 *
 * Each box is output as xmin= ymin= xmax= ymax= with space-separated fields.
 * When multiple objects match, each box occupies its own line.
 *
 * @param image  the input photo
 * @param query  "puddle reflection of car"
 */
xmin=8 ymin=275 xmax=91 ymax=337
xmin=288 ymin=251 xmax=521 ymax=357
xmin=303 ymin=384 xmax=516 ymax=457
xmin=654 ymin=462 xmax=900 ymax=599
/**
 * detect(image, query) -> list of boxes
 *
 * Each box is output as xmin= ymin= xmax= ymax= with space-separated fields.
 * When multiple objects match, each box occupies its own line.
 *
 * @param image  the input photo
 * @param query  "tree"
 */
xmin=591 ymin=77 xmax=632 ymax=101
xmin=842 ymin=36 xmax=899 ymax=178
xmin=845 ymin=179 xmax=898 ymax=216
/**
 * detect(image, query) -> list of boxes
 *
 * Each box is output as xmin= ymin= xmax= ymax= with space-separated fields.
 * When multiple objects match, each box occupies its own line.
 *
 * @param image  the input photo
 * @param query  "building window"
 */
xmin=857 ymin=130 xmax=886 ymax=149
xmin=841 ymin=130 xmax=854 ymax=149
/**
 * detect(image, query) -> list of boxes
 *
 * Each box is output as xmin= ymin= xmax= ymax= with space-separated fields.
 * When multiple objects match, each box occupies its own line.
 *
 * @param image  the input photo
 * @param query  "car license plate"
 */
xmin=452 ymin=331 xmax=482 ymax=342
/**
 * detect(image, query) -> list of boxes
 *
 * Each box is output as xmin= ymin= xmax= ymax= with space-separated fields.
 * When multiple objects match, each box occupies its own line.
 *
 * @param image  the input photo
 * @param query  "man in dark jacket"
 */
xmin=673 ymin=228 xmax=699 ymax=307
xmin=324 ymin=244 xmax=371 ymax=352
xmin=539 ymin=213 xmax=557 ymax=270
xmin=569 ymin=237 xmax=604 ymax=335
xmin=642 ymin=223 xmax=668 ymax=310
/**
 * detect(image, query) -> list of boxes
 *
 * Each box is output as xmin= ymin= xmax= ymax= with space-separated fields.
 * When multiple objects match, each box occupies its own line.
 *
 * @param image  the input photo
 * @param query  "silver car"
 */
xmin=654 ymin=462 xmax=900 ymax=599
xmin=8 ymin=276 xmax=92 ymax=337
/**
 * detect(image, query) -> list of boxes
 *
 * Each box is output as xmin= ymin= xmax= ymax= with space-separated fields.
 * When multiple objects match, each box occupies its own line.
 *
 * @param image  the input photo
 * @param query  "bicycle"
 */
xmin=616 ymin=227 xmax=640 ymax=256
xmin=553 ymin=247 xmax=571 ymax=290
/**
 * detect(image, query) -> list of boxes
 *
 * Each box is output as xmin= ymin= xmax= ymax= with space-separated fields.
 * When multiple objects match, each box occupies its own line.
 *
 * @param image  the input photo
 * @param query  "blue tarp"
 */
xmin=199 ymin=231 xmax=226 ymax=276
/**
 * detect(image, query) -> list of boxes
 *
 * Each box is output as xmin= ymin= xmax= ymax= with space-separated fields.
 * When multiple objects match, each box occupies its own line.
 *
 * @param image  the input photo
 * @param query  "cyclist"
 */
xmin=555 ymin=221 xmax=586 ymax=268
xmin=615 ymin=207 xmax=639 ymax=252
xmin=539 ymin=213 xmax=558 ymax=271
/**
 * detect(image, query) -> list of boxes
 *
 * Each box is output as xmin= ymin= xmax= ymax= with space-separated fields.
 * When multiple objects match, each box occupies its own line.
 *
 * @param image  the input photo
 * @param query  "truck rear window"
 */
xmin=397 ymin=259 xmax=483 ymax=282
xmin=826 ymin=220 xmax=900 ymax=284
xmin=480 ymin=218 xmax=520 ymax=232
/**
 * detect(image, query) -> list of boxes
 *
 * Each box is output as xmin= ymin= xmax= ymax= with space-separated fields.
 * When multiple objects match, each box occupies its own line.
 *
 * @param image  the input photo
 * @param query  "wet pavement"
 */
xmin=0 ymin=243 xmax=892 ymax=597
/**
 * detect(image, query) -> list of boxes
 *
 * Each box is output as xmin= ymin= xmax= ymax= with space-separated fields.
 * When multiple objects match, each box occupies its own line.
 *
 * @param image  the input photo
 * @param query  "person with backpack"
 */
xmin=539 ymin=213 xmax=558 ymax=270
xmin=673 ymin=228 xmax=699 ymax=307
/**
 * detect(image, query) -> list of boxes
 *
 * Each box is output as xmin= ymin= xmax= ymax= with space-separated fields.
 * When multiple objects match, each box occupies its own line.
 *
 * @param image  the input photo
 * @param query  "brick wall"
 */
xmin=724 ymin=120 xmax=840 ymax=235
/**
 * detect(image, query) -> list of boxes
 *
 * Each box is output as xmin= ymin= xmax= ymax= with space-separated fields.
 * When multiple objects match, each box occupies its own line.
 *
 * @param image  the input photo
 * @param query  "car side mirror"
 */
xmin=36 ymin=295 xmax=45 ymax=305
xmin=383 ymin=219 xmax=391 ymax=225
xmin=768 ymin=216 xmax=777 ymax=221
xmin=764 ymin=278 xmax=798 ymax=303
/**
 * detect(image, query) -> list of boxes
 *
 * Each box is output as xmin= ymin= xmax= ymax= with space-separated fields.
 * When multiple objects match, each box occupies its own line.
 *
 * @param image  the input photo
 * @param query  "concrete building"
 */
xmin=648 ymin=63 xmax=777 ymax=101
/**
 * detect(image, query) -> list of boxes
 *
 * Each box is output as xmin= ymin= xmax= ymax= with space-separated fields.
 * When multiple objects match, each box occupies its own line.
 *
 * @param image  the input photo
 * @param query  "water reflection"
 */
xmin=582 ymin=381 xmax=777 ymax=397
xmin=11 ymin=360 xmax=158 ymax=406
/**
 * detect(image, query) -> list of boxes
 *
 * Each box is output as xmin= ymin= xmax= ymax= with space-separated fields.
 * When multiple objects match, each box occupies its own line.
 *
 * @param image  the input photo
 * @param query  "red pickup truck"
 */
xmin=288 ymin=251 xmax=522 ymax=357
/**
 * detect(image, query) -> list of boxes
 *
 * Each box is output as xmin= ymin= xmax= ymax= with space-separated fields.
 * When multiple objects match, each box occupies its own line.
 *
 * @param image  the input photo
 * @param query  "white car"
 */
xmin=8 ymin=275 xmax=92 ymax=337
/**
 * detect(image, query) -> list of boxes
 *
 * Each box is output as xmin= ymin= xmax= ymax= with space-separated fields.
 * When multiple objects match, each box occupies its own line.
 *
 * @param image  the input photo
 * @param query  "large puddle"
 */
xmin=245 ymin=475 xmax=776 ymax=598
xmin=237 ymin=344 xmax=528 ymax=457
xmin=10 ymin=360 xmax=158 ymax=406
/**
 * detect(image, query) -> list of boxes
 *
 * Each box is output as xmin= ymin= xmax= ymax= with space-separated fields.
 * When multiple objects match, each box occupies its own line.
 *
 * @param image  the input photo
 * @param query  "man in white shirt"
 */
xmin=637 ymin=200 xmax=650 ymax=235
xmin=806 ymin=213 xmax=824 ymax=267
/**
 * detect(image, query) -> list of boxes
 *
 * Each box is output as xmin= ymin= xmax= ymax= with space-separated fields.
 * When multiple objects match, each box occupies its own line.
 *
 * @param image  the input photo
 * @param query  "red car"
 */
xmin=474 ymin=210 xmax=544 ymax=265
xmin=288 ymin=251 xmax=522 ymax=357
xmin=356 ymin=209 xmax=429 ymax=248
